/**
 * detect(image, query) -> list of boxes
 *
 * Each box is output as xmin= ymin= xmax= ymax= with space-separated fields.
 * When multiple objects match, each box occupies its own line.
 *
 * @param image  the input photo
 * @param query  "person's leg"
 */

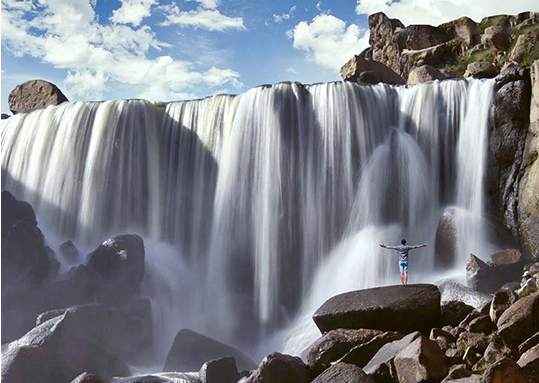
xmin=404 ymin=272 xmax=408 ymax=286
xmin=400 ymin=272 xmax=404 ymax=286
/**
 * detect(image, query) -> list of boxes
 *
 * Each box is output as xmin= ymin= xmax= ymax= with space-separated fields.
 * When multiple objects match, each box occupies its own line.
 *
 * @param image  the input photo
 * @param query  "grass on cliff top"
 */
xmin=477 ymin=15 xmax=508 ymax=34
xmin=442 ymin=46 xmax=497 ymax=77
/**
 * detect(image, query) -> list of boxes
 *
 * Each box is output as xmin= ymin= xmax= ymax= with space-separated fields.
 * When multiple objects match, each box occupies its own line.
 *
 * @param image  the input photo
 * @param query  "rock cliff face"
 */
xmin=341 ymin=11 xmax=539 ymax=85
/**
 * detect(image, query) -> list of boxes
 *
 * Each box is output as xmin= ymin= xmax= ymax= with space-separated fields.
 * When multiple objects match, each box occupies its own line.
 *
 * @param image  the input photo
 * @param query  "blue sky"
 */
xmin=2 ymin=0 xmax=538 ymax=113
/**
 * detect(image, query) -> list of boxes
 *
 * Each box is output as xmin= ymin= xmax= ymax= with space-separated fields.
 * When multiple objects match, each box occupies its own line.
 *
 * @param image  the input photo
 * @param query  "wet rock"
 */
xmin=489 ymin=290 xmax=518 ymax=323
xmin=8 ymin=79 xmax=68 ymax=114
xmin=482 ymin=358 xmax=527 ymax=383
xmin=311 ymin=362 xmax=374 ymax=383
xmin=313 ymin=284 xmax=440 ymax=334
xmin=434 ymin=209 xmax=458 ymax=270
xmin=407 ymin=65 xmax=447 ymax=85
xmin=338 ymin=331 xmax=403 ymax=369
xmin=497 ymin=292 xmax=539 ymax=347
xmin=440 ymin=300 xmax=475 ymax=326
xmin=164 ymin=329 xmax=257 ymax=372
xmin=465 ymin=62 xmax=498 ymax=79
xmin=517 ymin=343 xmax=539 ymax=379
xmin=363 ymin=332 xmax=421 ymax=381
xmin=307 ymin=328 xmax=384 ymax=374
xmin=393 ymin=336 xmax=448 ymax=383
xmin=70 ymin=373 xmax=105 ymax=383
xmin=199 ymin=357 xmax=240 ymax=383
xmin=246 ymin=352 xmax=311 ymax=383
xmin=86 ymin=234 xmax=145 ymax=303
xmin=59 ymin=240 xmax=80 ymax=264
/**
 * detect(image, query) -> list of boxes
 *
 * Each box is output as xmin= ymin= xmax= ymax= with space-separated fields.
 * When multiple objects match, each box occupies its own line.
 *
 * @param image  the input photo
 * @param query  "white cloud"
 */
xmin=110 ymin=0 xmax=158 ymax=27
xmin=273 ymin=6 xmax=296 ymax=23
xmin=186 ymin=0 xmax=220 ymax=9
xmin=355 ymin=0 xmax=539 ymax=26
xmin=159 ymin=4 xmax=245 ymax=31
xmin=289 ymin=14 xmax=369 ymax=70
xmin=286 ymin=67 xmax=298 ymax=74
xmin=1 ymin=0 xmax=243 ymax=101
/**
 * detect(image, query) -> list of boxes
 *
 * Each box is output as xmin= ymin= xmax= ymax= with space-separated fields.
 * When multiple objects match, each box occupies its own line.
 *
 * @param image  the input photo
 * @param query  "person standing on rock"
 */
xmin=379 ymin=239 xmax=427 ymax=286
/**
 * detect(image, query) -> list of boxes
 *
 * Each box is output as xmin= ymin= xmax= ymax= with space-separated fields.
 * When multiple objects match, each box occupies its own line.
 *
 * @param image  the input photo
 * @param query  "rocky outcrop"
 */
xmin=313 ymin=284 xmax=440 ymax=334
xmin=341 ymin=49 xmax=405 ymax=85
xmin=8 ymin=79 xmax=68 ymax=114
xmin=246 ymin=352 xmax=312 ymax=383
xmin=164 ymin=329 xmax=257 ymax=372
xmin=341 ymin=12 xmax=539 ymax=84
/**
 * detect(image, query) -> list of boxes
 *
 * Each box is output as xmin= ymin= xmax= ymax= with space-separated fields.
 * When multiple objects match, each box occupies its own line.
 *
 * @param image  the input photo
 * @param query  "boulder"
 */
xmin=407 ymin=65 xmax=447 ymax=85
xmin=441 ymin=301 xmax=475 ymax=327
xmin=0 ymin=345 xmax=49 ymax=383
xmin=510 ymin=32 xmax=539 ymax=63
xmin=489 ymin=249 xmax=524 ymax=283
xmin=518 ymin=331 xmax=539 ymax=355
xmin=59 ymin=240 xmax=80 ymax=264
xmin=489 ymin=290 xmax=518 ymax=323
xmin=497 ymin=292 xmax=539 ymax=346
xmin=311 ymin=363 xmax=374 ymax=383
xmin=456 ymin=332 xmax=489 ymax=354
xmin=517 ymin=343 xmax=539 ymax=379
xmin=341 ymin=50 xmax=406 ymax=85
xmin=86 ymin=234 xmax=145 ymax=303
xmin=481 ymin=26 xmax=510 ymax=51
xmin=468 ymin=315 xmax=496 ymax=335
xmin=393 ymin=336 xmax=448 ymax=383
xmin=1 ymin=191 xmax=51 ymax=296
xmin=446 ymin=16 xmax=479 ymax=46
xmin=312 ymin=284 xmax=440 ymax=334
xmin=430 ymin=328 xmax=456 ymax=352
xmin=1 ymin=308 xmax=129 ymax=383
xmin=70 ymin=373 xmax=105 ymax=383
xmin=482 ymin=358 xmax=527 ymax=383
xmin=363 ymin=332 xmax=422 ymax=381
xmin=464 ymin=62 xmax=498 ymax=79
xmin=8 ymin=79 xmax=68 ymax=114
xmin=246 ymin=352 xmax=311 ymax=383
xmin=434 ymin=209 xmax=458 ymax=270
xmin=466 ymin=254 xmax=497 ymax=293
xmin=338 ymin=331 xmax=403 ymax=369
xmin=445 ymin=348 xmax=464 ymax=366
xmin=483 ymin=341 xmax=508 ymax=364
xmin=199 ymin=357 xmax=240 ymax=383
xmin=307 ymin=328 xmax=384 ymax=374
xmin=164 ymin=329 xmax=257 ymax=372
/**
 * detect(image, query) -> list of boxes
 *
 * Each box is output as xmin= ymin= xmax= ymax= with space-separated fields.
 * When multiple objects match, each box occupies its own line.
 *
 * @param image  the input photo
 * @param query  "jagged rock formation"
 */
xmin=341 ymin=12 xmax=539 ymax=85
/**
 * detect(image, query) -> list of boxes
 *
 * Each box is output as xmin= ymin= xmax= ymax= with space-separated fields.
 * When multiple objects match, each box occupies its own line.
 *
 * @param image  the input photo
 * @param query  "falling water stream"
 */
xmin=1 ymin=79 xmax=496 ymax=366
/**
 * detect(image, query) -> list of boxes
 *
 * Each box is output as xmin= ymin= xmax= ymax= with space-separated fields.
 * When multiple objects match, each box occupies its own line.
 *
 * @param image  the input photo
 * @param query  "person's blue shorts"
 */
xmin=399 ymin=261 xmax=408 ymax=273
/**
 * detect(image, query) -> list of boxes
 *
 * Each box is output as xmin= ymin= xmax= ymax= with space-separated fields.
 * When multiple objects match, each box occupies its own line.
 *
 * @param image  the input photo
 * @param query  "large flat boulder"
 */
xmin=8 ymin=79 xmax=68 ymax=114
xmin=313 ymin=284 xmax=441 ymax=334
xmin=163 ymin=329 xmax=256 ymax=372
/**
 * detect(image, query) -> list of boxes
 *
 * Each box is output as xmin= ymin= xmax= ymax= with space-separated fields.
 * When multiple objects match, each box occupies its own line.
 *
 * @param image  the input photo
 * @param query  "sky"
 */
xmin=2 ymin=0 xmax=539 ymax=113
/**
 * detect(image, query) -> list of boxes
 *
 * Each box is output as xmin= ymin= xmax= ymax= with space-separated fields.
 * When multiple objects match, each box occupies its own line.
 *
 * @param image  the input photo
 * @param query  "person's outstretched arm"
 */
xmin=380 ymin=243 xmax=397 ymax=250
xmin=411 ymin=243 xmax=427 ymax=249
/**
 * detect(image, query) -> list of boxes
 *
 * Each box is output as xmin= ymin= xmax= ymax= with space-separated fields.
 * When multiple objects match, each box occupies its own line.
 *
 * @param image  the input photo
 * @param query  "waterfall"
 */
xmin=1 ymin=79 xmax=495 ymax=359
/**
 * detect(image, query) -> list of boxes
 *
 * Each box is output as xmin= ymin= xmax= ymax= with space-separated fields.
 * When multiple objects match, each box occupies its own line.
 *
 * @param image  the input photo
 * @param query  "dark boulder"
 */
xmin=313 ymin=284 xmax=440 ymax=334
xmin=489 ymin=290 xmax=518 ymax=323
xmin=307 ymin=328 xmax=384 ymax=374
xmin=497 ymin=292 xmax=539 ymax=347
xmin=199 ymin=357 xmax=240 ymax=383
xmin=456 ymin=332 xmax=489 ymax=354
xmin=8 ymin=79 xmax=68 ymax=114
xmin=311 ymin=362 xmax=374 ymax=383
xmin=45 ymin=246 xmax=60 ymax=278
xmin=467 ymin=315 xmax=496 ymax=335
xmin=518 ymin=331 xmax=539 ymax=355
xmin=466 ymin=254 xmax=497 ymax=293
xmin=246 ymin=352 xmax=311 ymax=383
xmin=70 ymin=373 xmax=105 ymax=383
xmin=393 ymin=336 xmax=448 ymax=383
xmin=164 ymin=329 xmax=257 ymax=372
xmin=441 ymin=301 xmax=475 ymax=327
xmin=489 ymin=249 xmax=524 ymax=284
xmin=338 ymin=331 xmax=403 ymax=368
xmin=517 ymin=343 xmax=539 ymax=379
xmin=59 ymin=240 xmax=80 ymax=264
xmin=86 ymin=234 xmax=145 ymax=303
xmin=0 ymin=344 xmax=49 ymax=383
xmin=434 ymin=208 xmax=458 ymax=270
xmin=363 ymin=332 xmax=422 ymax=381
xmin=482 ymin=358 xmax=527 ymax=383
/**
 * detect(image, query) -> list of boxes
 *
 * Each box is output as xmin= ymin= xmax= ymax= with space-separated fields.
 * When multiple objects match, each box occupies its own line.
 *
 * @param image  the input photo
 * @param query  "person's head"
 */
xmin=401 ymin=238 xmax=406 ymax=245
xmin=524 ymin=271 xmax=532 ymax=279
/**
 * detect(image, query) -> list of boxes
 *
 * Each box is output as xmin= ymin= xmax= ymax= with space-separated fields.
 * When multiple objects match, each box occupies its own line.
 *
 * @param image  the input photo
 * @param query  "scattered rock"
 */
xmin=484 ymin=341 xmax=509 ymax=364
xmin=518 ymin=331 xmax=539 ymax=355
xmin=246 ymin=352 xmax=311 ymax=383
xmin=441 ymin=301 xmax=475 ymax=327
xmin=456 ymin=332 xmax=489 ymax=354
xmin=164 ymin=329 xmax=257 ymax=372
xmin=446 ymin=348 xmax=464 ymax=366
xmin=59 ymin=240 xmax=80 ymax=264
xmin=307 ymin=328 xmax=384 ymax=374
xmin=86 ymin=234 xmax=145 ymax=303
xmin=407 ymin=65 xmax=447 ymax=85
xmin=199 ymin=357 xmax=240 ymax=383
xmin=482 ymin=358 xmax=527 ymax=383
xmin=497 ymin=292 xmax=539 ymax=346
xmin=311 ymin=362 xmax=374 ymax=383
xmin=338 ymin=331 xmax=403 ymax=369
xmin=517 ymin=343 xmax=539 ymax=379
xmin=489 ymin=290 xmax=518 ymax=323
xmin=8 ymin=80 xmax=68 ymax=114
xmin=468 ymin=315 xmax=496 ymax=335
xmin=393 ymin=335 xmax=448 ymax=383
xmin=464 ymin=62 xmax=498 ymax=79
xmin=313 ymin=284 xmax=440 ymax=334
